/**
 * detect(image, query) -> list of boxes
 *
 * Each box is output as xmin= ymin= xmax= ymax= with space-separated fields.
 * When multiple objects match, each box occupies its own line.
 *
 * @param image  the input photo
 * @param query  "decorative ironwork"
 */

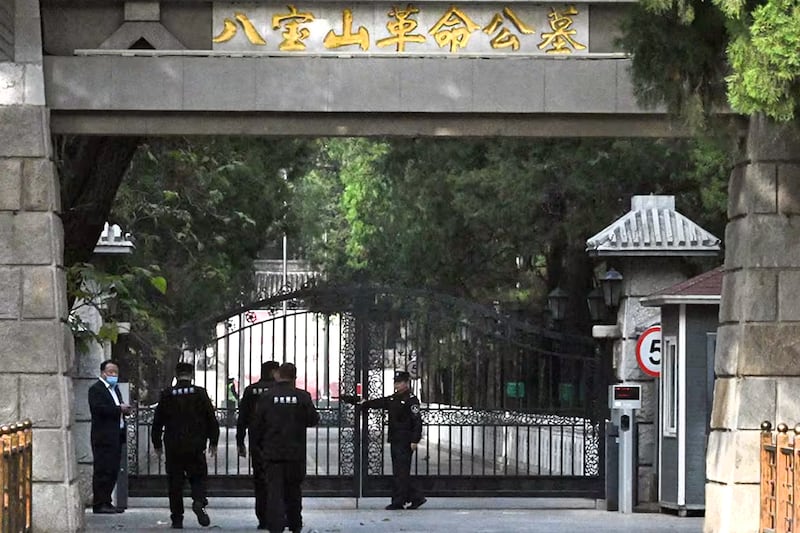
xmin=126 ymin=284 xmax=605 ymax=497
xmin=421 ymin=407 xmax=591 ymax=427
xmin=125 ymin=410 xmax=139 ymax=474
xmin=338 ymin=313 xmax=357 ymax=476
xmin=584 ymin=422 xmax=601 ymax=476
xmin=366 ymin=321 xmax=387 ymax=476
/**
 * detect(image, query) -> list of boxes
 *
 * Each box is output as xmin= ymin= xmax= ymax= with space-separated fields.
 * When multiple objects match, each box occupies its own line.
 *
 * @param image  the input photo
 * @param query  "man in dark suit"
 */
xmin=152 ymin=362 xmax=220 ymax=529
xmin=236 ymin=360 xmax=280 ymax=529
xmin=88 ymin=359 xmax=130 ymax=514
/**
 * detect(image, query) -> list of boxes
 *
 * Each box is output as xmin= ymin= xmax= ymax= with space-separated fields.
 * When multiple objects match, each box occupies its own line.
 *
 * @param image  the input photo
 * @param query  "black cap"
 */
xmin=175 ymin=362 xmax=193 ymax=374
xmin=394 ymin=370 xmax=411 ymax=382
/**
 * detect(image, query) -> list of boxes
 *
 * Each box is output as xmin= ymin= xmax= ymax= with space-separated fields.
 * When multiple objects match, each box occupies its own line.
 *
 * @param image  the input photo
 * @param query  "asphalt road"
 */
xmin=86 ymin=497 xmax=704 ymax=532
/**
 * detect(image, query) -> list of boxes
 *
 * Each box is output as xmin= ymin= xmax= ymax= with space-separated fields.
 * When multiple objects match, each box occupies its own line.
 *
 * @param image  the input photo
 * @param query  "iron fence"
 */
xmin=127 ymin=285 xmax=605 ymax=498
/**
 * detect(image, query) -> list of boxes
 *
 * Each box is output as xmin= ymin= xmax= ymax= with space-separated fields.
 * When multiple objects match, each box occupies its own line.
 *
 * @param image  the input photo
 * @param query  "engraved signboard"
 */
xmin=212 ymin=3 xmax=590 ymax=55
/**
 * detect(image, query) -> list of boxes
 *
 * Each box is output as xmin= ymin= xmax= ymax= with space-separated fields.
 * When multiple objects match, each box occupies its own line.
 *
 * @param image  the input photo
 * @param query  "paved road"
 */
xmin=86 ymin=498 xmax=703 ymax=532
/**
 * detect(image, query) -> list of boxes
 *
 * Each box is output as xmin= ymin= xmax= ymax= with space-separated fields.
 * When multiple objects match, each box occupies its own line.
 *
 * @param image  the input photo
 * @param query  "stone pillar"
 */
xmin=0 ymin=0 xmax=84 ymax=530
xmin=614 ymin=258 xmax=687 ymax=504
xmin=704 ymin=115 xmax=800 ymax=533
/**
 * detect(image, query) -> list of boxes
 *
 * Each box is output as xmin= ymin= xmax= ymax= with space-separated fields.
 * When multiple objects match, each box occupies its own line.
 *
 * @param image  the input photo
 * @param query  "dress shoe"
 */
xmin=407 ymin=497 xmax=427 ymax=509
xmin=385 ymin=503 xmax=405 ymax=510
xmin=171 ymin=521 xmax=183 ymax=529
xmin=192 ymin=500 xmax=211 ymax=527
xmin=115 ymin=507 xmax=125 ymax=513
xmin=92 ymin=505 xmax=118 ymax=514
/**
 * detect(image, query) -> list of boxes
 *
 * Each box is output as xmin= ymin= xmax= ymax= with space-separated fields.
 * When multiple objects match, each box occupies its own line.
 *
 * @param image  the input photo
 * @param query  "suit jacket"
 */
xmin=88 ymin=379 xmax=125 ymax=448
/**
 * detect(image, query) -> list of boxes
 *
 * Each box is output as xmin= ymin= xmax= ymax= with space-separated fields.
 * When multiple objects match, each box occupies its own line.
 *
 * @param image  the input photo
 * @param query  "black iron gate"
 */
xmin=127 ymin=285 xmax=605 ymax=498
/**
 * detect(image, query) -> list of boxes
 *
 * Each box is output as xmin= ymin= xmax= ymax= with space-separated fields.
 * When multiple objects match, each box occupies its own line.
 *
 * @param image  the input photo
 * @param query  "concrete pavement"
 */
xmin=86 ymin=498 xmax=703 ymax=532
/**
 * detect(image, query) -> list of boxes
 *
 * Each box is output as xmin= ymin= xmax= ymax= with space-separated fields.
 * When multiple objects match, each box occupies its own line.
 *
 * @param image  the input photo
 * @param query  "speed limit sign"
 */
xmin=635 ymin=325 xmax=662 ymax=377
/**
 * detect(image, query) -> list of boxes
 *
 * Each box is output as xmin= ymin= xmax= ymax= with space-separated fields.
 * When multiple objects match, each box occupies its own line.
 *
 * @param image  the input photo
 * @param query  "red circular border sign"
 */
xmin=635 ymin=325 xmax=662 ymax=377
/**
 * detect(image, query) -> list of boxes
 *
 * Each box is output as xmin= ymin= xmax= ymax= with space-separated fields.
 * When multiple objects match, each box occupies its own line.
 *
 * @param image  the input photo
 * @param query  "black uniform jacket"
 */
xmin=236 ymin=378 xmax=275 ymax=448
xmin=363 ymin=390 xmax=422 ymax=443
xmin=88 ymin=378 xmax=126 ymax=447
xmin=151 ymin=380 xmax=220 ymax=454
xmin=251 ymin=381 xmax=320 ymax=462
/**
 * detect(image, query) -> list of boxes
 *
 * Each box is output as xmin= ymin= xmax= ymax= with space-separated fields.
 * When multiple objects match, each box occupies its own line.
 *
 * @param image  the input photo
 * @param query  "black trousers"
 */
xmin=91 ymin=431 xmax=124 ymax=508
xmin=263 ymin=461 xmax=305 ymax=533
xmin=165 ymin=449 xmax=208 ymax=520
xmin=390 ymin=441 xmax=422 ymax=506
xmin=252 ymin=450 xmax=268 ymax=526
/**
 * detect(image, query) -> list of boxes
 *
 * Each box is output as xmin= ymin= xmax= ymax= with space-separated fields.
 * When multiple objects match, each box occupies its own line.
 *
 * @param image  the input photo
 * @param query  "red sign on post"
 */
xmin=635 ymin=325 xmax=662 ymax=377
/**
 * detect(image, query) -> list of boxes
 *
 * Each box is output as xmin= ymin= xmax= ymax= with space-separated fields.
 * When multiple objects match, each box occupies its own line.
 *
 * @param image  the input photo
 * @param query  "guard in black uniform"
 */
xmin=348 ymin=370 xmax=426 ymax=510
xmin=236 ymin=360 xmax=280 ymax=528
xmin=251 ymin=363 xmax=320 ymax=533
xmin=152 ymin=362 xmax=220 ymax=529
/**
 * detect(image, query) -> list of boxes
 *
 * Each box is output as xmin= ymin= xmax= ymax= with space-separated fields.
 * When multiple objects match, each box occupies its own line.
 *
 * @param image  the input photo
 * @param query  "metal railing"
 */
xmin=760 ymin=421 xmax=800 ymax=533
xmin=0 ymin=420 xmax=33 ymax=533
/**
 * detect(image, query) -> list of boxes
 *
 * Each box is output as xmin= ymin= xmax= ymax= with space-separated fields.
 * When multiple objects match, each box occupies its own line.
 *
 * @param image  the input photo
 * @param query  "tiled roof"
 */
xmin=640 ymin=266 xmax=723 ymax=306
xmin=254 ymin=260 xmax=319 ymax=298
xmin=94 ymin=222 xmax=135 ymax=255
xmin=586 ymin=195 xmax=721 ymax=257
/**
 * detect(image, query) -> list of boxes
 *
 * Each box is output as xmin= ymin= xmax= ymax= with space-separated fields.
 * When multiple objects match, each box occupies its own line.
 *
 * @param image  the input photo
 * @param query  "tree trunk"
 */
xmin=55 ymin=135 xmax=142 ymax=267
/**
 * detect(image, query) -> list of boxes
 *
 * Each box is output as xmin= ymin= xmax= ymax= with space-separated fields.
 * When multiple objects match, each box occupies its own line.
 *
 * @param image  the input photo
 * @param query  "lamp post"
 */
xmin=280 ymin=168 xmax=289 ymax=363
xmin=547 ymin=287 xmax=569 ymax=322
xmin=586 ymin=286 xmax=607 ymax=322
xmin=600 ymin=268 xmax=624 ymax=308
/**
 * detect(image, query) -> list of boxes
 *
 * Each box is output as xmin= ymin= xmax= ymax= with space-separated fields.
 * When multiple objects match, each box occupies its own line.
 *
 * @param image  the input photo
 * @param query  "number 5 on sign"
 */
xmin=635 ymin=325 xmax=661 ymax=377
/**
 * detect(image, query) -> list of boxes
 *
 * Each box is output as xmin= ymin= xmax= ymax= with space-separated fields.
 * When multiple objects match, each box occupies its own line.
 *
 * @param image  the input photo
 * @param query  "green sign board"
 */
xmin=505 ymin=381 xmax=525 ymax=398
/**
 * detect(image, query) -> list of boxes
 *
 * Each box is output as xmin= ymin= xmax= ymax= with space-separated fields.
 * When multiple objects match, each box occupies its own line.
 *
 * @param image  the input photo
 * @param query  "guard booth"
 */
xmin=640 ymin=267 xmax=721 ymax=516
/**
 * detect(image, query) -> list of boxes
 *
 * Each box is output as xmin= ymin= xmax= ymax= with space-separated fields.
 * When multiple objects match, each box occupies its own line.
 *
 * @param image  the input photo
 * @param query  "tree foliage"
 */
xmin=623 ymin=0 xmax=800 ymax=122
xmin=294 ymin=137 xmax=731 ymax=331
xmin=99 ymin=137 xmax=310 ymax=394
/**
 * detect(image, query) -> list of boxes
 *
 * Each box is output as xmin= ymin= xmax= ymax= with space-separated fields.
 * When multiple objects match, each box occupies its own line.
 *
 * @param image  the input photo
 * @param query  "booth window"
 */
xmin=662 ymin=336 xmax=678 ymax=437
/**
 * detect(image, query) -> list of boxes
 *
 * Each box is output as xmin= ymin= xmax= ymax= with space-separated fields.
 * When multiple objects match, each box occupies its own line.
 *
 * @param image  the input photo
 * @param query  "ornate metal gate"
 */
xmin=127 ymin=285 xmax=605 ymax=498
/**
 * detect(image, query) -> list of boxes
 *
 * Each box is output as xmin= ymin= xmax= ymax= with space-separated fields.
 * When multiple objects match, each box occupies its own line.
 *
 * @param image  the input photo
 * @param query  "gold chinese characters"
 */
xmin=213 ymin=3 xmax=587 ymax=54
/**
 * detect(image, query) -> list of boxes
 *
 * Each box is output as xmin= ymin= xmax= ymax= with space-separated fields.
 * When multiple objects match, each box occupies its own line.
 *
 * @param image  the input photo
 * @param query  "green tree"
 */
xmin=294 ymin=137 xmax=730 ymax=332
xmin=619 ymin=0 xmax=800 ymax=123
xmin=107 ymin=137 xmax=311 ymax=398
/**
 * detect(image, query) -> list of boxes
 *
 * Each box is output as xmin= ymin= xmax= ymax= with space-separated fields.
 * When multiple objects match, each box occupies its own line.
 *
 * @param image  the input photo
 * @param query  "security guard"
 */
xmin=152 ymin=362 xmax=220 ymax=529
xmin=251 ymin=363 xmax=320 ymax=533
xmin=349 ymin=370 xmax=426 ymax=510
xmin=236 ymin=360 xmax=280 ymax=529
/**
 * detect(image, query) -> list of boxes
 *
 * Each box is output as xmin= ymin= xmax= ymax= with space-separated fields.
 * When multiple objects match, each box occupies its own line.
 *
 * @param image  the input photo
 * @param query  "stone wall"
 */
xmin=613 ymin=258 xmax=688 ymax=504
xmin=704 ymin=115 xmax=800 ymax=533
xmin=0 ymin=0 xmax=83 ymax=530
xmin=0 ymin=0 xmax=12 ymax=60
